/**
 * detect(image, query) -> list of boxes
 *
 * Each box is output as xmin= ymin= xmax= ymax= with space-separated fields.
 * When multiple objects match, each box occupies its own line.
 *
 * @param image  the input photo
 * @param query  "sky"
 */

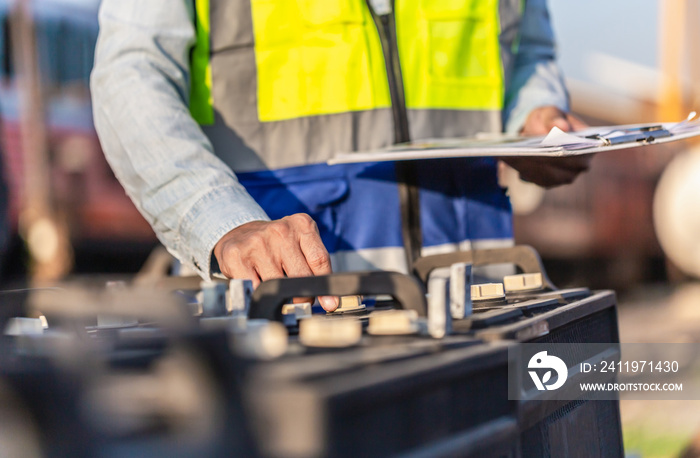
xmin=549 ymin=0 xmax=659 ymax=83
xmin=0 ymin=0 xmax=661 ymax=80
xmin=0 ymin=0 xmax=665 ymax=99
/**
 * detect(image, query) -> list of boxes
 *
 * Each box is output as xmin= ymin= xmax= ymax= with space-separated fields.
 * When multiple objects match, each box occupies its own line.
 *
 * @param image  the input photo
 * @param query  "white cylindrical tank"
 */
xmin=653 ymin=148 xmax=700 ymax=278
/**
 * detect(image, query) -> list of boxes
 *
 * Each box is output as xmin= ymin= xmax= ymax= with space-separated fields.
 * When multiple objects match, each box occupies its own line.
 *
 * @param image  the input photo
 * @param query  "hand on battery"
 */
xmin=213 ymin=214 xmax=340 ymax=311
xmin=502 ymin=106 xmax=592 ymax=188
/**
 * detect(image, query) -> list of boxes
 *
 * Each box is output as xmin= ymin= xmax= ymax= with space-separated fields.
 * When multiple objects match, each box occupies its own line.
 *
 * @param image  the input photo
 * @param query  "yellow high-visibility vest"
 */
xmin=189 ymin=0 xmax=522 ymax=172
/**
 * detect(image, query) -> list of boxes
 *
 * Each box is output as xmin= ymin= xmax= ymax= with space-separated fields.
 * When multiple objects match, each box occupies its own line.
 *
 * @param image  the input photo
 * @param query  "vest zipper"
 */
xmin=366 ymin=1 xmax=410 ymax=144
xmin=366 ymin=0 xmax=422 ymax=269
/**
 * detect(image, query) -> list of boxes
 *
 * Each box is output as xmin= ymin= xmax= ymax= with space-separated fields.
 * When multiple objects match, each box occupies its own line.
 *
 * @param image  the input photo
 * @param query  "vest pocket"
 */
xmin=422 ymin=0 xmax=500 ymax=83
xmin=238 ymin=167 xmax=350 ymax=217
xmin=400 ymin=0 xmax=503 ymax=110
xmin=238 ymin=166 xmax=350 ymax=253
xmin=250 ymin=0 xmax=390 ymax=122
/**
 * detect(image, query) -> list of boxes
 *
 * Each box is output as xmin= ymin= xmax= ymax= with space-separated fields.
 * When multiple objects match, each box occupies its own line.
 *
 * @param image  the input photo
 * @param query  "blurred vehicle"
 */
xmin=0 ymin=0 xmax=156 ymax=279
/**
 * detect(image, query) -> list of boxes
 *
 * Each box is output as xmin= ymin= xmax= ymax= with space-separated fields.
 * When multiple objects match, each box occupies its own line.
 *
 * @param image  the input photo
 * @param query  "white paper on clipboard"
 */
xmin=327 ymin=116 xmax=700 ymax=165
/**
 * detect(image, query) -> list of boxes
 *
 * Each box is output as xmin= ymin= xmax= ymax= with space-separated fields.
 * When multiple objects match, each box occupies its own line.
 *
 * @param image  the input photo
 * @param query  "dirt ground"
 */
xmin=618 ymin=282 xmax=700 ymax=458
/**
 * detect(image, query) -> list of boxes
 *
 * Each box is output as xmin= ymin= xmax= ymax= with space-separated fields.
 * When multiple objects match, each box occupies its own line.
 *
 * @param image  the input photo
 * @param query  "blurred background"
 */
xmin=0 ymin=0 xmax=156 ymax=287
xmin=0 ymin=0 xmax=699 ymax=456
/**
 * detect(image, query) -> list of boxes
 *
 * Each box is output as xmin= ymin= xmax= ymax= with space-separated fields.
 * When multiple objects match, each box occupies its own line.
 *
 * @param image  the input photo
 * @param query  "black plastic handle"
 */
xmin=249 ymin=271 xmax=427 ymax=320
xmin=412 ymin=245 xmax=556 ymax=290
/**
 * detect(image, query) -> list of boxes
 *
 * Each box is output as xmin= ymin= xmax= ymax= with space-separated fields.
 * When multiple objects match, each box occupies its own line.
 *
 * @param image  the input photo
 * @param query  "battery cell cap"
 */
xmin=4 ymin=318 xmax=44 ymax=336
xmin=503 ymin=273 xmax=543 ymax=293
xmin=231 ymin=319 xmax=288 ymax=360
xmin=367 ymin=309 xmax=420 ymax=335
xmin=299 ymin=317 xmax=362 ymax=348
xmin=331 ymin=295 xmax=365 ymax=313
xmin=281 ymin=303 xmax=312 ymax=319
xmin=471 ymin=283 xmax=505 ymax=302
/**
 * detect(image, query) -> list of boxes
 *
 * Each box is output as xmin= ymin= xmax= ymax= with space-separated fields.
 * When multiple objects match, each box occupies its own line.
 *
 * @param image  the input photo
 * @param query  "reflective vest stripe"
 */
xmin=201 ymin=108 xmax=500 ymax=172
xmin=330 ymin=238 xmax=514 ymax=273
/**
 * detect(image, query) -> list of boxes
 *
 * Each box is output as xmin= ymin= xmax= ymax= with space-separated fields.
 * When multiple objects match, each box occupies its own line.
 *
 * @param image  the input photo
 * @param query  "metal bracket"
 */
xmin=412 ymin=245 xmax=556 ymax=290
xmin=249 ymin=271 xmax=428 ymax=321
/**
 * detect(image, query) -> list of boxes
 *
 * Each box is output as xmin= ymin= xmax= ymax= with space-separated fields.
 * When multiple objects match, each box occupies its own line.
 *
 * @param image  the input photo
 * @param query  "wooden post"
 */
xmin=685 ymin=0 xmax=700 ymax=111
xmin=658 ymin=0 xmax=688 ymax=121
xmin=9 ymin=0 xmax=73 ymax=281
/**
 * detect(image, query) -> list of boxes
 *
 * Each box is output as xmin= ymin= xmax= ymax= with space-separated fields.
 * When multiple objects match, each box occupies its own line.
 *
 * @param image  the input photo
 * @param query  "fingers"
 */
xmin=299 ymin=232 xmax=332 ymax=276
xmin=273 ymin=214 xmax=331 ymax=276
xmin=292 ymin=296 xmax=316 ymax=305
xmin=282 ymin=245 xmax=318 ymax=309
xmin=550 ymin=116 xmax=572 ymax=132
xmin=213 ymin=214 xmax=339 ymax=311
xmin=288 ymin=215 xmax=338 ymax=311
xmin=537 ymin=161 xmax=591 ymax=188
xmin=503 ymin=155 xmax=592 ymax=188
xmin=522 ymin=106 xmax=564 ymax=135
xmin=551 ymin=113 xmax=588 ymax=133
xmin=521 ymin=106 xmax=589 ymax=136
xmin=563 ymin=154 xmax=593 ymax=172
xmin=566 ymin=113 xmax=589 ymax=131
xmin=522 ymin=165 xmax=578 ymax=188
xmin=253 ymin=251 xmax=285 ymax=284
xmin=281 ymin=249 xmax=314 ymax=278
xmin=287 ymin=216 xmax=338 ymax=312
xmin=225 ymin=255 xmax=262 ymax=288
xmin=511 ymin=106 xmax=595 ymax=187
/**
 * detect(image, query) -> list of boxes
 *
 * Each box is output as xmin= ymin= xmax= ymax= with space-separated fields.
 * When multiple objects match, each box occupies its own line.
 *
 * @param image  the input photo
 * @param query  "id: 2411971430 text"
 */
xmin=581 ymin=360 xmax=679 ymax=373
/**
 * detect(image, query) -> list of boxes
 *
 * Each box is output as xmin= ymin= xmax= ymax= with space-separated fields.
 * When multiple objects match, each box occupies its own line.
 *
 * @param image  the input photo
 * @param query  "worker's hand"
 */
xmin=521 ymin=105 xmax=588 ymax=136
xmin=214 ymin=214 xmax=339 ymax=311
xmin=502 ymin=106 xmax=592 ymax=188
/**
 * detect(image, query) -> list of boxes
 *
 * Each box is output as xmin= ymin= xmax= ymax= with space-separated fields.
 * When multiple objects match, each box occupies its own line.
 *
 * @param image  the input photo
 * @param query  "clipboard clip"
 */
xmin=585 ymin=125 xmax=672 ymax=146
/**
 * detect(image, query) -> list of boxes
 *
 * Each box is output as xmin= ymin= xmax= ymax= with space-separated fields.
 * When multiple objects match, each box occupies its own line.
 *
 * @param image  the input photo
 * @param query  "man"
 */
xmin=91 ymin=0 xmax=589 ymax=312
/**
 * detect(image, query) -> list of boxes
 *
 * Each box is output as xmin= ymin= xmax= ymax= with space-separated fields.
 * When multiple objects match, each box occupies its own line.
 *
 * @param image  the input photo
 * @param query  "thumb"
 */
xmin=550 ymin=116 xmax=572 ymax=133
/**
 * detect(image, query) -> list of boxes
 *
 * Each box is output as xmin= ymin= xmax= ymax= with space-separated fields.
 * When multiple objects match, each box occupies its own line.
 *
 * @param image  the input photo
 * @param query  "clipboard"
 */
xmin=327 ymin=114 xmax=700 ymax=165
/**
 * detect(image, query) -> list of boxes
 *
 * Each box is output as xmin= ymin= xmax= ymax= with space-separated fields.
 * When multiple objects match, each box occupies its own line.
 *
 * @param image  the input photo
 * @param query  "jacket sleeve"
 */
xmin=502 ymin=0 xmax=570 ymax=134
xmin=90 ymin=0 xmax=270 ymax=278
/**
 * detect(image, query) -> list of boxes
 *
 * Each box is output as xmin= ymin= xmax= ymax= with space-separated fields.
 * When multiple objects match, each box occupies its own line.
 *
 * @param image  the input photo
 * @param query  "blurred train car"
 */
xmin=511 ymin=0 xmax=700 ymax=290
xmin=0 ymin=0 xmax=156 ymax=278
